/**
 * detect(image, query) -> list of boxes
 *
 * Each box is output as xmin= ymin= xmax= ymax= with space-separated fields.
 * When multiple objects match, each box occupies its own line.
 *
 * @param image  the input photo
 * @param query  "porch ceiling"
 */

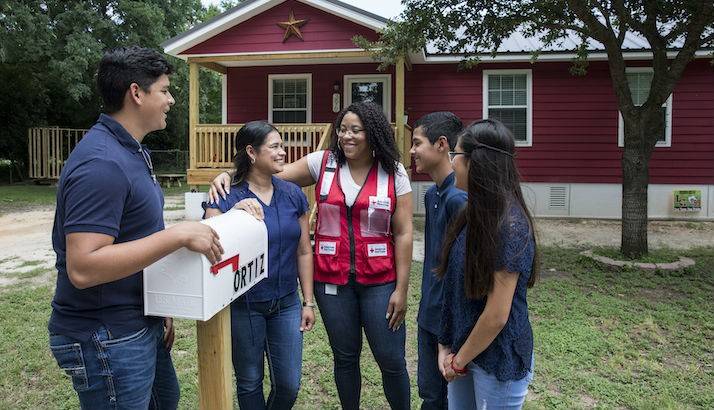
xmin=203 ymin=56 xmax=376 ymax=67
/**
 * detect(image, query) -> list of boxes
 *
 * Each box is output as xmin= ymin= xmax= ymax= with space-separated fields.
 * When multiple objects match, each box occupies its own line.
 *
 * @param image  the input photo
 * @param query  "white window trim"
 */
xmin=617 ymin=67 xmax=673 ymax=148
xmin=268 ymin=73 xmax=312 ymax=124
xmin=482 ymin=69 xmax=533 ymax=147
xmin=343 ymin=74 xmax=392 ymax=120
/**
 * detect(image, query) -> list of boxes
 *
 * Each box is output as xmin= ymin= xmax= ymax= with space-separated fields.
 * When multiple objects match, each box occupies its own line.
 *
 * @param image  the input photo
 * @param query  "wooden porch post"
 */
xmin=395 ymin=56 xmax=409 ymax=169
xmin=189 ymin=62 xmax=199 ymax=176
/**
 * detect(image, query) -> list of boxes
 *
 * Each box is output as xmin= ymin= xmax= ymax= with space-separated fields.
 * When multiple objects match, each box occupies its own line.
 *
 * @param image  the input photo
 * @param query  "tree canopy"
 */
xmin=0 ymin=0 xmax=232 ymax=172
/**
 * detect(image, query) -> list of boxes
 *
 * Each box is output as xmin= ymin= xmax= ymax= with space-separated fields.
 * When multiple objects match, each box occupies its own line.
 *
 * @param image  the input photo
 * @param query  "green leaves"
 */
xmin=0 ymin=0 xmax=226 ymax=166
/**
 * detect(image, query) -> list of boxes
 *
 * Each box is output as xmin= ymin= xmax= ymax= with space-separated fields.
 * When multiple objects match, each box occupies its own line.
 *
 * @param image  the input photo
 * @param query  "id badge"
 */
xmin=368 ymin=196 xmax=391 ymax=211
xmin=325 ymin=284 xmax=337 ymax=295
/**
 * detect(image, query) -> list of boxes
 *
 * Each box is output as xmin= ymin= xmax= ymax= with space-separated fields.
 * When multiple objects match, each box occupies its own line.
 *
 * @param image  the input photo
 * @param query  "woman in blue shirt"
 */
xmin=436 ymin=119 xmax=539 ymax=409
xmin=205 ymin=121 xmax=315 ymax=410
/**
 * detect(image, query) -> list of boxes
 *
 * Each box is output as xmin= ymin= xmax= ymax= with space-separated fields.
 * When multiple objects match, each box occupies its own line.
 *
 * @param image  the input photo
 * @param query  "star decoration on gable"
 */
xmin=277 ymin=10 xmax=308 ymax=42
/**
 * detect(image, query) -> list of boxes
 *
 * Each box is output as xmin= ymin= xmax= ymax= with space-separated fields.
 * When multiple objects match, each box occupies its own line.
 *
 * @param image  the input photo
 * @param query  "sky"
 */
xmin=199 ymin=0 xmax=404 ymax=19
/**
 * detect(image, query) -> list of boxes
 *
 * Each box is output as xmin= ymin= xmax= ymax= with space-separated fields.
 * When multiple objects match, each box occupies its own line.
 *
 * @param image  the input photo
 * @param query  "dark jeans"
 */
xmin=418 ymin=326 xmax=448 ymax=410
xmin=231 ymin=291 xmax=303 ymax=410
xmin=315 ymin=280 xmax=411 ymax=410
xmin=49 ymin=321 xmax=179 ymax=410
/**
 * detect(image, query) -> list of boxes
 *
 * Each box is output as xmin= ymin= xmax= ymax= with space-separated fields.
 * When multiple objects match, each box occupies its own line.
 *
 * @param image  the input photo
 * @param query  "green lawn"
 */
xmin=0 ymin=184 xmax=199 ymax=216
xmin=0 ymin=185 xmax=58 ymax=214
xmin=1 ymin=247 xmax=712 ymax=409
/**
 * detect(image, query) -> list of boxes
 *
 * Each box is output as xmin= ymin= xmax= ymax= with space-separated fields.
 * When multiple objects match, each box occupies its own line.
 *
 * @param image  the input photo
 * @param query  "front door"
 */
xmin=344 ymin=74 xmax=391 ymax=121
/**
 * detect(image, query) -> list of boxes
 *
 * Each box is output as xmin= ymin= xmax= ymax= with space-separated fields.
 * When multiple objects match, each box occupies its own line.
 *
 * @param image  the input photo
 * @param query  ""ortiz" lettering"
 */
xmin=234 ymin=253 xmax=265 ymax=292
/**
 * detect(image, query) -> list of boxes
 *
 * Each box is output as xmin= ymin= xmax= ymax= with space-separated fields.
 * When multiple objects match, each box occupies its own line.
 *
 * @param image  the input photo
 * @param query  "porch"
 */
xmin=185 ymin=50 xmax=412 ymax=185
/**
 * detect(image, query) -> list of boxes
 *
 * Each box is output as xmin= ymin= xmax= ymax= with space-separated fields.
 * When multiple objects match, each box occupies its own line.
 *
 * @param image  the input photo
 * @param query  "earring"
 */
xmin=372 ymin=150 xmax=376 ymax=157
xmin=250 ymin=157 xmax=255 ymax=164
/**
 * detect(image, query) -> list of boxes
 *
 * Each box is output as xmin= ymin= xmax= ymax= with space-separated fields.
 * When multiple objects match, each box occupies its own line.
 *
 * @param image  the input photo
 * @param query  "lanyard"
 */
xmin=138 ymin=146 xmax=158 ymax=185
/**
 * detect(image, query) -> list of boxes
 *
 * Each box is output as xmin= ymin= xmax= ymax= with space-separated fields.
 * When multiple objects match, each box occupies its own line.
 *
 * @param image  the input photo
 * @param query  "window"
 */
xmin=483 ymin=70 xmax=533 ymax=146
xmin=344 ymin=74 xmax=391 ymax=120
xmin=617 ymin=68 xmax=672 ymax=147
xmin=268 ymin=74 xmax=312 ymax=124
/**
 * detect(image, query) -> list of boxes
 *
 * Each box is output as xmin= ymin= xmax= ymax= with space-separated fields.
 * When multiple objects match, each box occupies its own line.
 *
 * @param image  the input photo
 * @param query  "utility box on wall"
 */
xmin=144 ymin=209 xmax=268 ymax=321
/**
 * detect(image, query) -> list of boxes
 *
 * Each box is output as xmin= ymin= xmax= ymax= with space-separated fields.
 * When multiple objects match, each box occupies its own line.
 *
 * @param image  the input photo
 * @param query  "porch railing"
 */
xmin=192 ymin=123 xmax=333 ymax=228
xmin=194 ymin=123 xmax=332 ymax=169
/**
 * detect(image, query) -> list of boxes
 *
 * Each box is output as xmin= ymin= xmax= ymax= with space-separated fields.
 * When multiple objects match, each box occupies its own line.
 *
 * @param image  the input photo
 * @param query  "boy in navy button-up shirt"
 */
xmin=409 ymin=112 xmax=466 ymax=409
xmin=49 ymin=47 xmax=223 ymax=409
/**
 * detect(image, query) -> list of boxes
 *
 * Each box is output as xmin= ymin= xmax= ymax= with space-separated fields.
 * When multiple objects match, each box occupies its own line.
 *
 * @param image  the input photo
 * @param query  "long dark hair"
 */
xmin=328 ymin=101 xmax=400 ymax=175
xmin=437 ymin=119 xmax=539 ymax=299
xmin=232 ymin=120 xmax=278 ymax=184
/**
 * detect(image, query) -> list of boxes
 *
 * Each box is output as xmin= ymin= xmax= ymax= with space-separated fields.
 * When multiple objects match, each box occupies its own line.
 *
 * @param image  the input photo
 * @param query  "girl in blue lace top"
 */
xmin=437 ymin=119 xmax=539 ymax=409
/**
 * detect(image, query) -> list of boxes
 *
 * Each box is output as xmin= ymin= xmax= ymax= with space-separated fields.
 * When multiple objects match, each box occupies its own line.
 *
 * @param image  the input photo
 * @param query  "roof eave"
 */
xmin=422 ymin=49 xmax=714 ymax=63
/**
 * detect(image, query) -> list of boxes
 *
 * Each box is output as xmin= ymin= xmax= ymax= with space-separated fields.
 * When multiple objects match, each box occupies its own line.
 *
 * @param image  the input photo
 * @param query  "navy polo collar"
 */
xmin=437 ymin=172 xmax=456 ymax=193
xmin=98 ymin=113 xmax=142 ymax=152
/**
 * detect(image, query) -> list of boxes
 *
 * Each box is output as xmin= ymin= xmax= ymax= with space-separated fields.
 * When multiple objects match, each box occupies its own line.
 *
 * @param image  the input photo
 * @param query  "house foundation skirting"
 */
xmin=410 ymin=182 xmax=714 ymax=220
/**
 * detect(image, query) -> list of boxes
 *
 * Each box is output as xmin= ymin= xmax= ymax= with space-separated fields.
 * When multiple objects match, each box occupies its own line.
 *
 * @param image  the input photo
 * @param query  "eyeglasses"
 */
xmin=337 ymin=127 xmax=365 ymax=137
xmin=448 ymin=151 xmax=467 ymax=163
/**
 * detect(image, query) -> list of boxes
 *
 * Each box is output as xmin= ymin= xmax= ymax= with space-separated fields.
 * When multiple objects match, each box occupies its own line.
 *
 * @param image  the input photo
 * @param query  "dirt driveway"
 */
xmin=0 ymin=195 xmax=185 ymax=286
xmin=1 ymin=195 xmax=713 ymax=285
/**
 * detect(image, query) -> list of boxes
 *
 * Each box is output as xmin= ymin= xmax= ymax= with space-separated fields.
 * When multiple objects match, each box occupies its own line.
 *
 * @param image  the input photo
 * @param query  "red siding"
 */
xmin=226 ymin=63 xmax=396 ymax=123
xmin=223 ymin=61 xmax=713 ymax=185
xmin=182 ymin=0 xmax=379 ymax=55
xmin=406 ymin=60 xmax=714 ymax=184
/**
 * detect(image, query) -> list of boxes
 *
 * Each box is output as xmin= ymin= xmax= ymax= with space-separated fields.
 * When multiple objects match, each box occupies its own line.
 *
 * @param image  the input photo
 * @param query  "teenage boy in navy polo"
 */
xmin=409 ymin=112 xmax=466 ymax=410
xmin=48 ymin=46 xmax=224 ymax=409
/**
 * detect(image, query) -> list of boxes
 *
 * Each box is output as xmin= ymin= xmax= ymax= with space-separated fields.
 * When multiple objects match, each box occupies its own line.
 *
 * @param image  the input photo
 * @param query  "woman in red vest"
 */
xmin=210 ymin=102 xmax=413 ymax=409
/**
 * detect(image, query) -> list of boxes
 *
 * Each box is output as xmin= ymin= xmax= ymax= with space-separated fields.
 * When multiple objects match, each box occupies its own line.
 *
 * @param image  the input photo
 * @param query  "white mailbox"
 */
xmin=144 ymin=210 xmax=268 ymax=321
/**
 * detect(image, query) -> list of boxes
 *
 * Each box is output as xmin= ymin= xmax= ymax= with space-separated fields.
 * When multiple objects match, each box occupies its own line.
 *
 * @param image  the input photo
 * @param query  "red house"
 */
xmin=163 ymin=0 xmax=714 ymax=220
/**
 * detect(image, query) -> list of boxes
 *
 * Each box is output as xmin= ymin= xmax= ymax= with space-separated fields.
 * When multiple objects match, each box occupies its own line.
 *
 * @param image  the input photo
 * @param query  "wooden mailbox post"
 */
xmin=197 ymin=308 xmax=233 ymax=409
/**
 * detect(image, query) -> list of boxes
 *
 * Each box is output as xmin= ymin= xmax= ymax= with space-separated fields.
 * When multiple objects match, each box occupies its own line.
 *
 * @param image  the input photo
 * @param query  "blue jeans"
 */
xmin=447 ymin=356 xmax=534 ymax=410
xmin=315 ymin=280 xmax=410 ymax=410
xmin=418 ymin=326 xmax=447 ymax=410
xmin=49 ymin=321 xmax=179 ymax=410
xmin=231 ymin=291 xmax=303 ymax=410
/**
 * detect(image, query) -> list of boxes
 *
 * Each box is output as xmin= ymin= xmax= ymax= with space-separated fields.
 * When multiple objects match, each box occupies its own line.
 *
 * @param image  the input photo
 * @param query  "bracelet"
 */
xmin=450 ymin=356 xmax=468 ymax=375
xmin=302 ymin=301 xmax=316 ymax=309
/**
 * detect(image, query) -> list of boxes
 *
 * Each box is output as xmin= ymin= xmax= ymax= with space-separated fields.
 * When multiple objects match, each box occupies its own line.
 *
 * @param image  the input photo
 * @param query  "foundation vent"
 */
xmin=548 ymin=186 xmax=568 ymax=210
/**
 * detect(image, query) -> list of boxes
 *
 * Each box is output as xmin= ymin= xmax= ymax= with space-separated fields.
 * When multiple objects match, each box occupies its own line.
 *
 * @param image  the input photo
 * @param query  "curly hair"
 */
xmin=328 ymin=101 xmax=400 ymax=175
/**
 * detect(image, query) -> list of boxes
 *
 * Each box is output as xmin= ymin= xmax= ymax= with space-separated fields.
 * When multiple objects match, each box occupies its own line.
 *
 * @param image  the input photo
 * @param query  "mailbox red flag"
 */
xmin=210 ymin=254 xmax=240 ymax=275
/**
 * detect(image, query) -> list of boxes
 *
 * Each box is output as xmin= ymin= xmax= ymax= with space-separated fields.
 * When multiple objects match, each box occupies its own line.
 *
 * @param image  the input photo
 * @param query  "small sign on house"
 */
xmin=673 ymin=189 xmax=702 ymax=212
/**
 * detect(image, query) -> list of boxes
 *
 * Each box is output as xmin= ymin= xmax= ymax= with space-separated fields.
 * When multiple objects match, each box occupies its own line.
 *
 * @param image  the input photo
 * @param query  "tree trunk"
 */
xmin=620 ymin=111 xmax=658 ymax=258
xmin=621 ymin=147 xmax=649 ymax=258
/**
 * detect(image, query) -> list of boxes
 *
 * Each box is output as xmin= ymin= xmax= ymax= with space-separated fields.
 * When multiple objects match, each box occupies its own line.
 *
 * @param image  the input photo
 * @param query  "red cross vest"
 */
xmin=313 ymin=151 xmax=397 ymax=285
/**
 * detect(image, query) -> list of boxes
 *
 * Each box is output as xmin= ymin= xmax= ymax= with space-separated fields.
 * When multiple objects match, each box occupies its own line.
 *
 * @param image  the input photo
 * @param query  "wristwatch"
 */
xmin=302 ymin=301 xmax=316 ymax=309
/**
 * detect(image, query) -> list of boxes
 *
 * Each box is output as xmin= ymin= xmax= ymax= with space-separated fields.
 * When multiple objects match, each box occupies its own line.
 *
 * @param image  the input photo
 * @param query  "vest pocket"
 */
xmin=315 ymin=239 xmax=340 ymax=274
xmin=317 ymin=203 xmax=341 ymax=237
xmin=361 ymin=240 xmax=394 ymax=276
xmin=359 ymin=208 xmax=391 ymax=238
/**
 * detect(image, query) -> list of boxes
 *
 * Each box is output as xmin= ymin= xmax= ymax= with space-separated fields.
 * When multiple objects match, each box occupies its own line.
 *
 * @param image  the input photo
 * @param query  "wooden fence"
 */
xmin=27 ymin=127 xmax=87 ymax=179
